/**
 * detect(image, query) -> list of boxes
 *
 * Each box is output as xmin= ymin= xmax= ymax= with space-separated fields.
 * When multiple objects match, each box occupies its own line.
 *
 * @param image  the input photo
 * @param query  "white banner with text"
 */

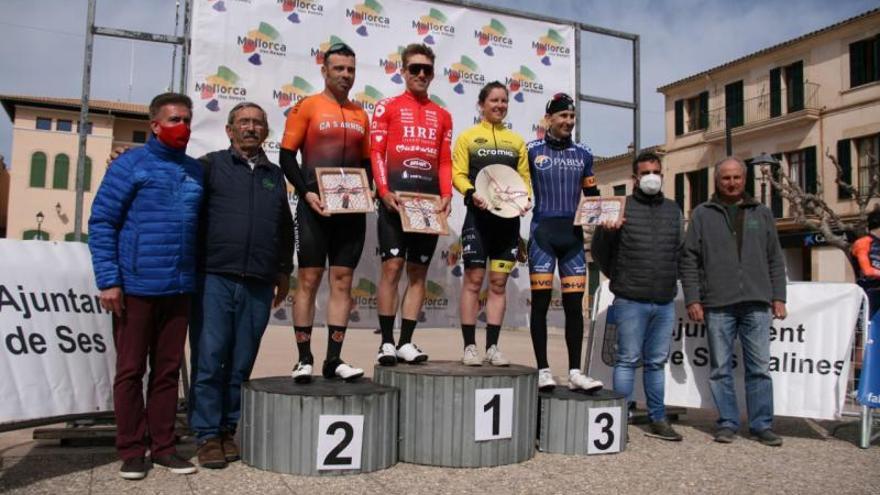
xmin=588 ymin=282 xmax=864 ymax=420
xmin=0 ymin=240 xmax=115 ymax=424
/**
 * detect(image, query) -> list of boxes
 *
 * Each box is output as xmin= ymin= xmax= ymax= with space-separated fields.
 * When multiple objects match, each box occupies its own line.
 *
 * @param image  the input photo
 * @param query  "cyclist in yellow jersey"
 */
xmin=452 ymin=81 xmax=531 ymax=366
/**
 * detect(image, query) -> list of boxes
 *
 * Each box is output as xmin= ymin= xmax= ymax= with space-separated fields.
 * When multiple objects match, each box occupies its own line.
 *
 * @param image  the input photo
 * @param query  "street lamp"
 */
xmin=749 ymin=152 xmax=779 ymax=204
xmin=35 ymin=211 xmax=45 ymax=241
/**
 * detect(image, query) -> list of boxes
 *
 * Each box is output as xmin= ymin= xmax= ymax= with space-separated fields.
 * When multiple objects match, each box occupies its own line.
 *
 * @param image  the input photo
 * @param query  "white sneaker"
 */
xmin=377 ymin=343 xmax=397 ymax=366
xmin=333 ymin=362 xmax=364 ymax=381
xmin=568 ymin=370 xmax=603 ymax=392
xmin=290 ymin=362 xmax=313 ymax=383
xmin=396 ymin=343 xmax=428 ymax=363
xmin=462 ymin=344 xmax=482 ymax=366
xmin=538 ymin=368 xmax=557 ymax=391
xmin=484 ymin=345 xmax=510 ymax=366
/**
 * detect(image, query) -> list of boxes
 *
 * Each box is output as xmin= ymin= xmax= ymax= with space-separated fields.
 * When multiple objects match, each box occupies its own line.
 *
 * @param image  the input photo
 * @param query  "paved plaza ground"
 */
xmin=1 ymin=326 xmax=878 ymax=494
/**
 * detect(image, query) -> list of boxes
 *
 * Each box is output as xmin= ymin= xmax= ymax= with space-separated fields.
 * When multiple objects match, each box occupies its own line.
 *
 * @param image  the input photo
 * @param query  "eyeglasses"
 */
xmin=406 ymin=63 xmax=434 ymax=77
xmin=324 ymin=42 xmax=353 ymax=58
xmin=234 ymin=118 xmax=266 ymax=129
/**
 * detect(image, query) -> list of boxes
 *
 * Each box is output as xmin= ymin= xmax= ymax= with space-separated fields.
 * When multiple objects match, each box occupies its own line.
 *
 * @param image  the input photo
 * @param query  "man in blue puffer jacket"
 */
xmin=89 ymin=92 xmax=203 ymax=480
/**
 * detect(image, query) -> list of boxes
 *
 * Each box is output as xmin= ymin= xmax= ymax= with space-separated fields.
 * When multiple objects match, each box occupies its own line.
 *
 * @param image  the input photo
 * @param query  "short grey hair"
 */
xmin=713 ymin=156 xmax=747 ymax=184
xmin=227 ymin=101 xmax=268 ymax=126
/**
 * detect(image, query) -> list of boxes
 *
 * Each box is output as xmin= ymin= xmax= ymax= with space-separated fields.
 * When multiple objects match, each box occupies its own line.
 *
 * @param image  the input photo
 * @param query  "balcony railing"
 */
xmin=703 ymin=82 xmax=820 ymax=134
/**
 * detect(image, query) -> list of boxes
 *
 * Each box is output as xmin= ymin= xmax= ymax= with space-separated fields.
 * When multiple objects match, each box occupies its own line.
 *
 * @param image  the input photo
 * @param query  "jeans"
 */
xmin=611 ymin=297 xmax=675 ymax=422
xmin=188 ymin=273 xmax=274 ymax=442
xmin=705 ymin=302 xmax=774 ymax=432
xmin=113 ymin=294 xmax=190 ymax=460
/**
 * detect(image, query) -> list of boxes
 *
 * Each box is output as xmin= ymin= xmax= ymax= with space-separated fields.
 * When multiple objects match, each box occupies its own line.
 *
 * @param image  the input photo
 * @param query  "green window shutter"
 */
xmin=804 ymin=146 xmax=817 ymax=194
xmin=789 ymin=61 xmax=804 ymax=112
xmin=29 ymin=152 xmax=47 ymax=188
xmin=837 ymin=139 xmax=852 ymax=199
xmin=874 ymin=35 xmax=880 ymax=83
xmin=698 ymin=91 xmax=709 ymax=130
xmin=23 ymin=229 xmax=50 ymax=241
xmin=674 ymin=172 xmax=685 ymax=211
xmin=850 ymin=40 xmax=865 ymax=87
xmin=83 ymin=157 xmax=93 ymax=192
xmin=771 ymin=153 xmax=783 ymax=218
xmin=674 ymin=99 xmax=684 ymax=136
xmin=725 ymin=80 xmax=744 ymax=128
xmin=53 ymin=154 xmax=70 ymax=189
xmin=64 ymin=233 xmax=89 ymax=243
xmin=770 ymin=67 xmax=782 ymax=117
xmin=745 ymin=158 xmax=756 ymax=198
xmin=699 ymin=167 xmax=709 ymax=205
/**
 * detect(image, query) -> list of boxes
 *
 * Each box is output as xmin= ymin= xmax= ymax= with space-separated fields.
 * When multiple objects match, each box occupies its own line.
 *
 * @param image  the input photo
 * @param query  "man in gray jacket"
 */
xmin=680 ymin=157 xmax=787 ymax=446
xmin=592 ymin=151 xmax=683 ymax=441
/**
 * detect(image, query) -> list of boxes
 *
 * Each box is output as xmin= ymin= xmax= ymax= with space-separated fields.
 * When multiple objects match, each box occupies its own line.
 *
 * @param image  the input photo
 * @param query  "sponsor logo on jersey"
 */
xmin=403 ymin=158 xmax=432 ymax=170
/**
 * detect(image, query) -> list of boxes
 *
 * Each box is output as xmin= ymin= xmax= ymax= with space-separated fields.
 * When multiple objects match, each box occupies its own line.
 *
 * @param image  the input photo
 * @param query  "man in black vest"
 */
xmin=188 ymin=102 xmax=295 ymax=468
xmin=592 ymin=151 xmax=683 ymax=441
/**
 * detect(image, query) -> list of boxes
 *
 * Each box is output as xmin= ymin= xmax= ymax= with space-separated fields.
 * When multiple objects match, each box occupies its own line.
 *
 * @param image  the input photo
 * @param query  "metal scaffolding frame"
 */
xmin=72 ymin=0 xmax=191 ymax=242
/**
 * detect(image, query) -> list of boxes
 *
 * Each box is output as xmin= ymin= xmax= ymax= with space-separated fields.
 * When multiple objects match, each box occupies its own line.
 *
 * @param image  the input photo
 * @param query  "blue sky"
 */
xmin=0 ymin=0 xmax=876 ymax=163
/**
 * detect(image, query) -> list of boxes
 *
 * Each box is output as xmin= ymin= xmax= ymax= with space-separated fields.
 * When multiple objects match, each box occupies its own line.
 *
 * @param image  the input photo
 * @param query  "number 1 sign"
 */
xmin=474 ymin=388 xmax=513 ymax=441
xmin=316 ymin=415 xmax=364 ymax=470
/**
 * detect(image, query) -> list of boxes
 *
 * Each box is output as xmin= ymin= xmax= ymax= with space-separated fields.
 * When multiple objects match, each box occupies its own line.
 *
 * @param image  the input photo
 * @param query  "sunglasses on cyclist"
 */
xmin=406 ymin=63 xmax=434 ymax=77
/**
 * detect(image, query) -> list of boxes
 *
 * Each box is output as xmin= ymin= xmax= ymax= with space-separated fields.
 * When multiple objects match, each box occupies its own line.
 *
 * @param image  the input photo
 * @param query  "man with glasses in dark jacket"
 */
xmin=188 ymin=102 xmax=294 ymax=468
xmin=592 ymin=151 xmax=684 ymax=441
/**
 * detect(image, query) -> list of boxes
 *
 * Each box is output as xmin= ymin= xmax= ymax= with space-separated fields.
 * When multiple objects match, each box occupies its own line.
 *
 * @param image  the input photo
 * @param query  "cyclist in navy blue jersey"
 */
xmin=526 ymin=93 xmax=603 ymax=392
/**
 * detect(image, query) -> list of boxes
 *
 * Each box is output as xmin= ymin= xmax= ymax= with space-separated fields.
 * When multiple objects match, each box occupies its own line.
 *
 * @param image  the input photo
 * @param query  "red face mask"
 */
xmin=155 ymin=122 xmax=191 ymax=149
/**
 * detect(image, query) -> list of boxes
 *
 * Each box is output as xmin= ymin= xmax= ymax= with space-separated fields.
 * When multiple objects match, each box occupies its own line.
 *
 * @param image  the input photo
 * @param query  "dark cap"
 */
xmin=545 ymin=92 xmax=575 ymax=115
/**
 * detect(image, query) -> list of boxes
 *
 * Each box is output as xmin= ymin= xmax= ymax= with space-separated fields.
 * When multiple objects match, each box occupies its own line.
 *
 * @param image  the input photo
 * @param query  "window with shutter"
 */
xmin=837 ymin=139 xmax=852 ymax=200
xmin=30 ymin=152 xmax=47 ymax=188
xmin=771 ymin=153 xmax=783 ymax=218
xmin=725 ymin=80 xmax=744 ymax=128
xmin=674 ymin=173 xmax=685 ymax=212
xmin=674 ymin=100 xmax=684 ymax=136
xmin=53 ymin=154 xmax=70 ymax=190
xmin=770 ymin=68 xmax=781 ymax=118
xmin=786 ymin=61 xmax=804 ymax=112
xmin=850 ymin=36 xmax=880 ymax=88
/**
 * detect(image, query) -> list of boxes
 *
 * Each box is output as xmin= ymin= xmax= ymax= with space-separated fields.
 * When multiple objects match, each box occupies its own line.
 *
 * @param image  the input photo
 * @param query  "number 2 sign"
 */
xmin=316 ymin=415 xmax=364 ymax=470
xmin=474 ymin=388 xmax=513 ymax=441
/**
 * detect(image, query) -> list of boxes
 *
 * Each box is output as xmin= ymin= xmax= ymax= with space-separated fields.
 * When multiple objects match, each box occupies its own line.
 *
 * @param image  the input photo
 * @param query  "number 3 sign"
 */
xmin=475 ymin=388 xmax=513 ymax=441
xmin=316 ymin=415 xmax=364 ymax=470
xmin=587 ymin=407 xmax=622 ymax=454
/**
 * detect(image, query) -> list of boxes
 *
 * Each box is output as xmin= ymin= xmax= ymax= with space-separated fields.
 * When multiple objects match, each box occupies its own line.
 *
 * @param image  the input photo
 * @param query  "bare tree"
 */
xmin=757 ymin=149 xmax=879 ymax=254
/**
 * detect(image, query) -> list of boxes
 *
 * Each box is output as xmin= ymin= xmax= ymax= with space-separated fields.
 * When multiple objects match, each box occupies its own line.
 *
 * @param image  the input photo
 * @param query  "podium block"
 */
xmin=241 ymin=377 xmax=398 ymax=476
xmin=538 ymin=388 xmax=627 ymax=455
xmin=373 ymin=361 xmax=537 ymax=467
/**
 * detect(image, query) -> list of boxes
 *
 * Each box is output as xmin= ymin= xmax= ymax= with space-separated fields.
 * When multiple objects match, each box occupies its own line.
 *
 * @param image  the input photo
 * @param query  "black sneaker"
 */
xmin=119 ymin=456 xmax=147 ymax=480
xmin=751 ymin=429 xmax=783 ymax=447
xmin=152 ymin=453 xmax=197 ymax=474
xmin=714 ymin=428 xmax=736 ymax=443
xmin=646 ymin=420 xmax=683 ymax=441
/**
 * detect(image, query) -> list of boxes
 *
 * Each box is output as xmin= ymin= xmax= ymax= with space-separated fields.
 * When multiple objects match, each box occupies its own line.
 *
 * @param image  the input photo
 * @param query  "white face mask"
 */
xmin=638 ymin=173 xmax=662 ymax=195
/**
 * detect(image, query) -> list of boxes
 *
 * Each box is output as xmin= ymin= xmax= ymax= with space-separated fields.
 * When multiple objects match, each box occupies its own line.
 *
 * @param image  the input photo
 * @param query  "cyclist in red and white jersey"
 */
xmin=371 ymin=43 xmax=453 ymax=365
